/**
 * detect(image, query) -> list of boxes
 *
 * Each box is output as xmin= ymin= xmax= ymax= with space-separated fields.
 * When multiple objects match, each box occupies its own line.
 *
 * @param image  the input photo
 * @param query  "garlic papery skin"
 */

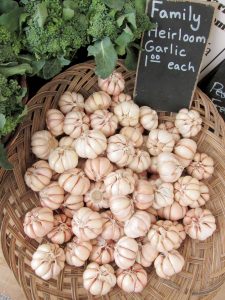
xmin=46 ymin=109 xmax=64 ymax=136
xmin=48 ymin=146 xmax=78 ymax=173
xmin=139 ymin=106 xmax=158 ymax=130
xmin=98 ymin=71 xmax=125 ymax=96
xmin=114 ymin=101 xmax=140 ymax=127
xmin=84 ymin=181 xmax=110 ymax=211
xmin=114 ymin=237 xmax=138 ymax=269
xmin=85 ymin=91 xmax=111 ymax=114
xmin=158 ymin=152 xmax=184 ymax=183
xmin=31 ymin=130 xmax=58 ymax=160
xmin=58 ymin=91 xmax=84 ymax=114
xmin=124 ymin=210 xmax=151 ymax=238
xmin=175 ymin=108 xmax=202 ymax=138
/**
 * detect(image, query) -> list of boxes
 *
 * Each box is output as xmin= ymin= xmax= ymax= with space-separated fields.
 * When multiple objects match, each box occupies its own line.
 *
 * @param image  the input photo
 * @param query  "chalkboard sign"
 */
xmin=134 ymin=0 xmax=215 ymax=112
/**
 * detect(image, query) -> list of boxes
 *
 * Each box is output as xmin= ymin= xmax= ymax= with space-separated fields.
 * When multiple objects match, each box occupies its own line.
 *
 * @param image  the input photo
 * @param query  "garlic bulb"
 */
xmin=183 ymin=208 xmax=216 ymax=240
xmin=114 ymin=101 xmax=140 ymax=127
xmin=152 ymin=179 xmax=174 ymax=209
xmin=114 ymin=236 xmax=138 ymax=269
xmin=175 ymin=108 xmax=202 ymax=138
xmin=107 ymin=134 xmax=135 ymax=167
xmin=145 ymin=207 xmax=158 ymax=224
xmin=187 ymin=152 xmax=214 ymax=180
xmin=139 ymin=106 xmax=158 ymax=130
xmin=111 ymin=93 xmax=132 ymax=111
xmin=46 ymin=109 xmax=64 ymax=136
xmin=83 ymin=263 xmax=116 ymax=296
xmin=31 ymin=243 xmax=65 ymax=280
xmin=84 ymin=157 xmax=113 ymax=181
xmin=154 ymin=250 xmax=185 ymax=279
xmin=85 ymin=91 xmax=111 ymax=114
xmin=157 ymin=202 xmax=187 ymax=221
xmin=158 ymin=152 xmax=184 ymax=183
xmin=148 ymin=156 xmax=159 ymax=174
xmin=39 ymin=181 xmax=64 ymax=210
xmin=59 ymin=136 xmax=75 ymax=148
xmin=124 ymin=210 xmax=151 ymax=238
xmin=104 ymin=168 xmax=135 ymax=196
xmin=147 ymin=129 xmax=175 ymax=156
xmin=63 ymin=111 xmax=90 ymax=138
xmin=98 ymin=71 xmax=125 ymax=96
xmin=90 ymin=237 xmax=115 ymax=264
xmin=62 ymin=194 xmax=84 ymax=211
xmin=174 ymin=176 xmax=201 ymax=207
xmin=84 ymin=181 xmax=110 ymax=211
xmin=58 ymin=91 xmax=84 ymax=114
xmin=174 ymin=138 xmax=197 ymax=167
xmin=58 ymin=168 xmax=90 ymax=195
xmin=47 ymin=214 xmax=73 ymax=244
xmin=159 ymin=121 xmax=180 ymax=142
xmin=48 ymin=146 xmax=78 ymax=173
xmin=90 ymin=109 xmax=118 ymax=137
xmin=24 ymin=160 xmax=52 ymax=192
xmin=74 ymin=129 xmax=107 ymax=159
xmin=72 ymin=207 xmax=103 ymax=241
xmin=136 ymin=237 xmax=158 ymax=267
xmin=120 ymin=127 xmax=143 ymax=147
xmin=110 ymin=195 xmax=134 ymax=222
xmin=65 ymin=237 xmax=92 ymax=267
xmin=31 ymin=130 xmax=58 ymax=160
xmin=117 ymin=263 xmax=148 ymax=293
xmin=101 ymin=210 xmax=124 ymax=241
xmin=148 ymin=220 xmax=186 ymax=252
xmin=189 ymin=182 xmax=210 ymax=208
xmin=133 ymin=179 xmax=154 ymax=210
xmin=128 ymin=149 xmax=151 ymax=173
xmin=23 ymin=207 xmax=54 ymax=238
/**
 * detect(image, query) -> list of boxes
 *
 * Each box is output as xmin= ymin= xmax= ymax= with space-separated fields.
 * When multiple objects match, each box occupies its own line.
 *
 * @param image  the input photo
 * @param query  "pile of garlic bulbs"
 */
xmin=23 ymin=71 xmax=216 ymax=296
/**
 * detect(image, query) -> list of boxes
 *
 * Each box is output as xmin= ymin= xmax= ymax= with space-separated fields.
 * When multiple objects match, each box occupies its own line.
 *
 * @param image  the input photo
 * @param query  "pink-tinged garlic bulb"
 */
xmin=183 ymin=208 xmax=216 ymax=240
xmin=148 ymin=220 xmax=186 ymax=252
xmin=90 ymin=109 xmax=118 ymax=137
xmin=104 ymin=168 xmax=135 ymax=196
xmin=62 ymin=194 xmax=84 ymax=211
xmin=110 ymin=195 xmax=134 ymax=222
xmin=158 ymin=152 xmax=184 ymax=183
xmin=46 ymin=109 xmax=64 ymax=136
xmin=90 ymin=237 xmax=115 ymax=264
xmin=83 ymin=263 xmax=116 ymax=296
xmin=84 ymin=181 xmax=110 ymax=211
xmin=61 ymin=207 xmax=76 ymax=219
xmin=174 ymin=138 xmax=197 ymax=167
xmin=72 ymin=207 xmax=103 ymax=241
xmin=31 ymin=130 xmax=58 ymax=160
xmin=85 ymin=91 xmax=111 ymax=114
xmin=107 ymin=134 xmax=135 ymax=167
xmin=189 ymin=182 xmax=210 ymax=208
xmin=187 ymin=152 xmax=214 ymax=180
xmin=157 ymin=202 xmax=187 ymax=221
xmin=25 ymin=160 xmax=52 ymax=192
xmin=101 ymin=210 xmax=124 ymax=241
xmin=147 ymin=129 xmax=175 ymax=156
xmin=111 ymin=93 xmax=132 ymax=111
xmin=48 ymin=146 xmax=78 ymax=173
xmin=145 ymin=207 xmax=158 ymax=224
xmin=31 ymin=243 xmax=65 ymax=280
xmin=65 ymin=237 xmax=92 ymax=267
xmin=59 ymin=136 xmax=75 ymax=148
xmin=63 ymin=111 xmax=90 ymax=138
xmin=74 ymin=129 xmax=107 ymax=159
xmin=39 ymin=181 xmax=64 ymax=210
xmin=139 ymin=106 xmax=158 ymax=130
xmin=23 ymin=207 xmax=54 ymax=239
xmin=117 ymin=263 xmax=148 ymax=293
xmin=58 ymin=168 xmax=90 ymax=195
xmin=120 ymin=127 xmax=143 ymax=148
xmin=98 ymin=71 xmax=125 ymax=96
xmin=84 ymin=157 xmax=113 ymax=181
xmin=114 ymin=101 xmax=140 ymax=127
xmin=134 ymin=122 xmax=145 ymax=134
xmin=136 ymin=237 xmax=158 ymax=267
xmin=128 ymin=149 xmax=151 ymax=173
xmin=47 ymin=214 xmax=72 ymax=244
xmin=133 ymin=179 xmax=154 ymax=210
xmin=159 ymin=121 xmax=180 ymax=142
xmin=175 ymin=108 xmax=202 ymax=138
xmin=151 ymin=179 xmax=174 ymax=209
xmin=148 ymin=156 xmax=159 ymax=174
xmin=114 ymin=237 xmax=138 ymax=269
xmin=154 ymin=250 xmax=185 ymax=279
xmin=174 ymin=176 xmax=201 ymax=207
xmin=124 ymin=210 xmax=151 ymax=238
xmin=58 ymin=91 xmax=84 ymax=114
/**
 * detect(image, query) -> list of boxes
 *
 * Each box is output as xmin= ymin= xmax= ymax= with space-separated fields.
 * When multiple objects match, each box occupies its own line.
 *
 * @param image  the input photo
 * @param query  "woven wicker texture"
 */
xmin=1 ymin=61 xmax=225 ymax=300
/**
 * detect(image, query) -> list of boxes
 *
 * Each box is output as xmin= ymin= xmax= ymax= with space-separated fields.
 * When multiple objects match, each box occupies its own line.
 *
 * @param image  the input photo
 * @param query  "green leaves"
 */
xmin=34 ymin=3 xmax=48 ymax=28
xmin=0 ymin=63 xmax=33 ymax=77
xmin=41 ymin=57 xmax=70 ymax=80
xmin=115 ymin=25 xmax=134 ymax=55
xmin=0 ymin=143 xmax=12 ymax=170
xmin=117 ymin=12 xmax=137 ymax=29
xmin=88 ymin=37 xmax=118 ymax=79
xmin=103 ymin=0 xmax=125 ymax=11
xmin=0 ymin=114 xmax=6 ymax=130
xmin=0 ymin=0 xmax=23 ymax=32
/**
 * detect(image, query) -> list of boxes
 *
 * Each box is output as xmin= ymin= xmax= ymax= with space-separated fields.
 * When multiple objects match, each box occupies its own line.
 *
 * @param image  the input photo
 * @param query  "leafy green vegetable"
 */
xmin=103 ymin=0 xmax=125 ymax=11
xmin=0 ymin=143 xmax=12 ymax=169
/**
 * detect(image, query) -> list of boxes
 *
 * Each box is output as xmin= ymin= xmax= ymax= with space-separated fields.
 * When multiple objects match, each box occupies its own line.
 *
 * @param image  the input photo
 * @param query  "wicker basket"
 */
xmin=1 ymin=61 xmax=225 ymax=300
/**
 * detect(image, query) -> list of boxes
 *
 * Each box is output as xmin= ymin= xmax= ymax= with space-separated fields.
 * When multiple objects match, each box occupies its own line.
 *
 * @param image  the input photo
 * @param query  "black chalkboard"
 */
xmin=134 ymin=0 xmax=215 ymax=112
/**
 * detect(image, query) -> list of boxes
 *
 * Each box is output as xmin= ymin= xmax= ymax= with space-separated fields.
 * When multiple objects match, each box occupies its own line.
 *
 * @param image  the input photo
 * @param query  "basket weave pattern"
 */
xmin=1 ymin=62 xmax=225 ymax=300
